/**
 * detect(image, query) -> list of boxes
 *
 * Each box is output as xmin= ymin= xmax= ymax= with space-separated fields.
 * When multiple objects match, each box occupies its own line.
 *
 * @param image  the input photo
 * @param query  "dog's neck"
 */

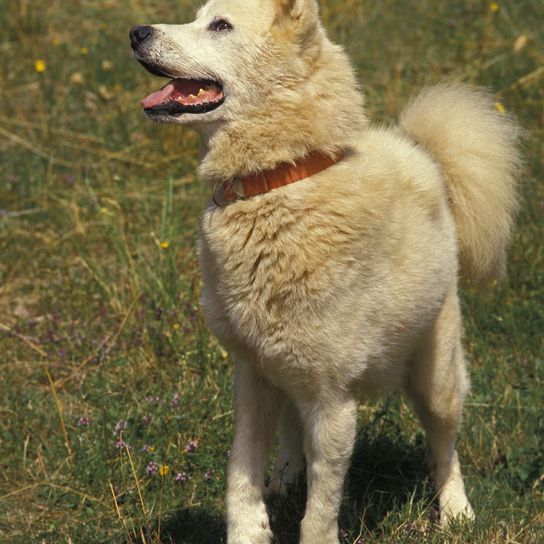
xmin=197 ymin=43 xmax=367 ymax=184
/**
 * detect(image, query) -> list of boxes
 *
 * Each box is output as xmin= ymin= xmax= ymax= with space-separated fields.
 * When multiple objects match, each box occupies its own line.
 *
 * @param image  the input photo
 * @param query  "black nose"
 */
xmin=130 ymin=25 xmax=153 ymax=50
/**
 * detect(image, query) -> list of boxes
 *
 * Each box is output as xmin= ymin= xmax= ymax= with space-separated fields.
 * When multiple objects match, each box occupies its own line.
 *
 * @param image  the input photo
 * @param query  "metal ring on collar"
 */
xmin=212 ymin=182 xmax=229 ymax=207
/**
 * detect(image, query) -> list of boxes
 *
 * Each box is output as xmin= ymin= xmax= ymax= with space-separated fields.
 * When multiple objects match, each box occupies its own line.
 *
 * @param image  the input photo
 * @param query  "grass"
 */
xmin=0 ymin=0 xmax=542 ymax=542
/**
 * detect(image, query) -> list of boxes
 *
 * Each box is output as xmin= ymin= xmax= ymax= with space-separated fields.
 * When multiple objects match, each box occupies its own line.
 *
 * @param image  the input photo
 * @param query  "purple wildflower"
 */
xmin=142 ymin=414 xmax=152 ymax=426
xmin=145 ymin=395 xmax=164 ymax=405
xmin=146 ymin=461 xmax=159 ymax=476
xmin=175 ymin=472 xmax=190 ymax=483
xmin=77 ymin=416 xmax=90 ymax=426
xmin=114 ymin=420 xmax=127 ymax=435
xmin=204 ymin=468 xmax=213 ymax=480
xmin=115 ymin=438 xmax=128 ymax=450
xmin=185 ymin=439 xmax=198 ymax=453
xmin=171 ymin=392 xmax=180 ymax=406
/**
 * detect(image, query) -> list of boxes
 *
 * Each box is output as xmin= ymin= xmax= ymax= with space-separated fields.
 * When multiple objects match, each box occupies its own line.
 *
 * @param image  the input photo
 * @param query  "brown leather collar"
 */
xmin=212 ymin=150 xmax=344 ymax=206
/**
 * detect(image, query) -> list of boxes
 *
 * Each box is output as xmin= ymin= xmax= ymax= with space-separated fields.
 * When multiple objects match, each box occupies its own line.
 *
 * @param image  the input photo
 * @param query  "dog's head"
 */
xmin=131 ymin=0 xmax=323 ymax=126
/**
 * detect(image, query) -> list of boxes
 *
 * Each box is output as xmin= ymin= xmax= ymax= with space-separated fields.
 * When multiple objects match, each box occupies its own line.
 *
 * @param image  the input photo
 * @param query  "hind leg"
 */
xmin=406 ymin=283 xmax=474 ymax=526
xmin=268 ymin=400 xmax=304 ymax=494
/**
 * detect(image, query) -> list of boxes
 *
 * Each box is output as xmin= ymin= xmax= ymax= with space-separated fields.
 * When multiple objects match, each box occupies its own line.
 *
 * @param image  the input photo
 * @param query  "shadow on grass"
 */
xmin=154 ymin=508 xmax=227 ymax=544
xmin=268 ymin=426 xmax=432 ymax=543
xmin=153 ymin=426 xmax=431 ymax=544
xmin=342 ymin=427 xmax=434 ymax=534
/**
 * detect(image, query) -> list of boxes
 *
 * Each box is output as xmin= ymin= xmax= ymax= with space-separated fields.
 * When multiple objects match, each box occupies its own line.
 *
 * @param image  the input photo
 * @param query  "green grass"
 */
xmin=0 ymin=0 xmax=542 ymax=542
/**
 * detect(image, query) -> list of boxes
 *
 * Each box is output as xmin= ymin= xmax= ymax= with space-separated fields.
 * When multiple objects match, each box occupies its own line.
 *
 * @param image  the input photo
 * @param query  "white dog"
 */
xmin=131 ymin=1 xmax=521 ymax=542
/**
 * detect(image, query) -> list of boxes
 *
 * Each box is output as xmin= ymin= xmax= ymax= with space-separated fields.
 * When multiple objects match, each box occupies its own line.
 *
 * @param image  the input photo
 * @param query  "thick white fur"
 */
xmin=136 ymin=0 xmax=522 ymax=542
xmin=399 ymin=84 xmax=522 ymax=282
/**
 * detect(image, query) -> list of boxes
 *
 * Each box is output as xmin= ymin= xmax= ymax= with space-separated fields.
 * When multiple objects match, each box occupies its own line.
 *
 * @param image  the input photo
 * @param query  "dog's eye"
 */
xmin=208 ymin=18 xmax=233 ymax=32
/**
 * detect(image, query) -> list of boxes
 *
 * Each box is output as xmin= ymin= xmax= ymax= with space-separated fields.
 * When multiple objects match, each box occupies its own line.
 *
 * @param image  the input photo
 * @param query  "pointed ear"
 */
xmin=275 ymin=0 xmax=318 ymax=25
xmin=274 ymin=0 xmax=319 ymax=39
xmin=277 ymin=0 xmax=304 ymax=19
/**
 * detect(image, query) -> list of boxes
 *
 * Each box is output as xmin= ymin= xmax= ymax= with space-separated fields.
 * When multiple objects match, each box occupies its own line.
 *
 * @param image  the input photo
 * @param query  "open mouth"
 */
xmin=141 ymin=76 xmax=225 ymax=116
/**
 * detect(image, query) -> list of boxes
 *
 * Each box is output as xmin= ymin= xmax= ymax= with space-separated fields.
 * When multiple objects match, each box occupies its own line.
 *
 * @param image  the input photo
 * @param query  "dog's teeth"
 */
xmin=188 ymin=94 xmax=197 ymax=99
xmin=197 ymin=88 xmax=206 ymax=97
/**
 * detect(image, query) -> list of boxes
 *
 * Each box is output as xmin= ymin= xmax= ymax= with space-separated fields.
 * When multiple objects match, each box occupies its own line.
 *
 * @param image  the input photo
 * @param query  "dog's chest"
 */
xmin=198 ymin=199 xmax=361 ymax=357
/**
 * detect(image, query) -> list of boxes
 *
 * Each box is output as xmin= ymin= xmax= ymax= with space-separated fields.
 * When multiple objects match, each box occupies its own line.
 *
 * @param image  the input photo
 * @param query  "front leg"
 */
xmin=227 ymin=359 xmax=279 ymax=544
xmin=298 ymin=392 xmax=358 ymax=544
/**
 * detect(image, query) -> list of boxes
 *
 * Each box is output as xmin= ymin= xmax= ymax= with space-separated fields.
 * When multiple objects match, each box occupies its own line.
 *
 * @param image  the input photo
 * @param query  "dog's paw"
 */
xmin=228 ymin=518 xmax=273 ymax=544
xmin=228 ymin=501 xmax=273 ymax=544
xmin=300 ymin=524 xmax=340 ymax=544
xmin=439 ymin=484 xmax=475 ymax=527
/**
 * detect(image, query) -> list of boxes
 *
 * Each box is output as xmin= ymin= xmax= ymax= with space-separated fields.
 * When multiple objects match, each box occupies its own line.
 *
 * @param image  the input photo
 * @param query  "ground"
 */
xmin=0 ymin=0 xmax=542 ymax=542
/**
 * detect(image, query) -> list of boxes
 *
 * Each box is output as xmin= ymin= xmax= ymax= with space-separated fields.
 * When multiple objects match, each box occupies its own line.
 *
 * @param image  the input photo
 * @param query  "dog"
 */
xmin=130 ymin=1 xmax=521 ymax=542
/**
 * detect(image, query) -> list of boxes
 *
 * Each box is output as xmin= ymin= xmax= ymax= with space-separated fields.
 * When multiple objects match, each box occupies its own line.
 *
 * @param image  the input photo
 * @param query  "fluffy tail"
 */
xmin=399 ymin=83 xmax=522 ymax=283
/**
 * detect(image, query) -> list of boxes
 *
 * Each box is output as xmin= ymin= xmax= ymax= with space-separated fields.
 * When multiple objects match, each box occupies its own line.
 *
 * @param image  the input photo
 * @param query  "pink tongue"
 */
xmin=141 ymin=79 xmax=223 ymax=109
xmin=141 ymin=82 xmax=175 ymax=109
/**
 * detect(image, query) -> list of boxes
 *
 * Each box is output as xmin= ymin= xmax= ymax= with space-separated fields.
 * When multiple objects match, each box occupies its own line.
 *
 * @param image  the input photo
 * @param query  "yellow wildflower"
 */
xmin=495 ymin=102 xmax=506 ymax=114
xmin=159 ymin=465 xmax=170 ymax=476
xmin=70 ymin=72 xmax=85 ymax=85
xmin=80 ymin=46 xmax=89 ymax=55
xmin=490 ymin=2 xmax=499 ymax=12
xmin=221 ymin=350 xmax=228 ymax=359
xmin=101 ymin=59 xmax=114 ymax=71
xmin=172 ymin=323 xmax=181 ymax=330
xmin=160 ymin=241 xmax=170 ymax=249
xmin=98 ymin=85 xmax=114 ymax=101
xmin=34 ymin=59 xmax=46 ymax=73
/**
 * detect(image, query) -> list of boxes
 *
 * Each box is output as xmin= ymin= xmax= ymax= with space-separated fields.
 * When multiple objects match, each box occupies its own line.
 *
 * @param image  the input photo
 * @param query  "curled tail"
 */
xmin=399 ymin=83 xmax=522 ymax=283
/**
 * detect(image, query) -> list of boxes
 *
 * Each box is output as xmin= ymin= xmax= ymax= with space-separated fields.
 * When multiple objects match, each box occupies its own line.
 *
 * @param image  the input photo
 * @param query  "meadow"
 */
xmin=0 ymin=0 xmax=542 ymax=542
